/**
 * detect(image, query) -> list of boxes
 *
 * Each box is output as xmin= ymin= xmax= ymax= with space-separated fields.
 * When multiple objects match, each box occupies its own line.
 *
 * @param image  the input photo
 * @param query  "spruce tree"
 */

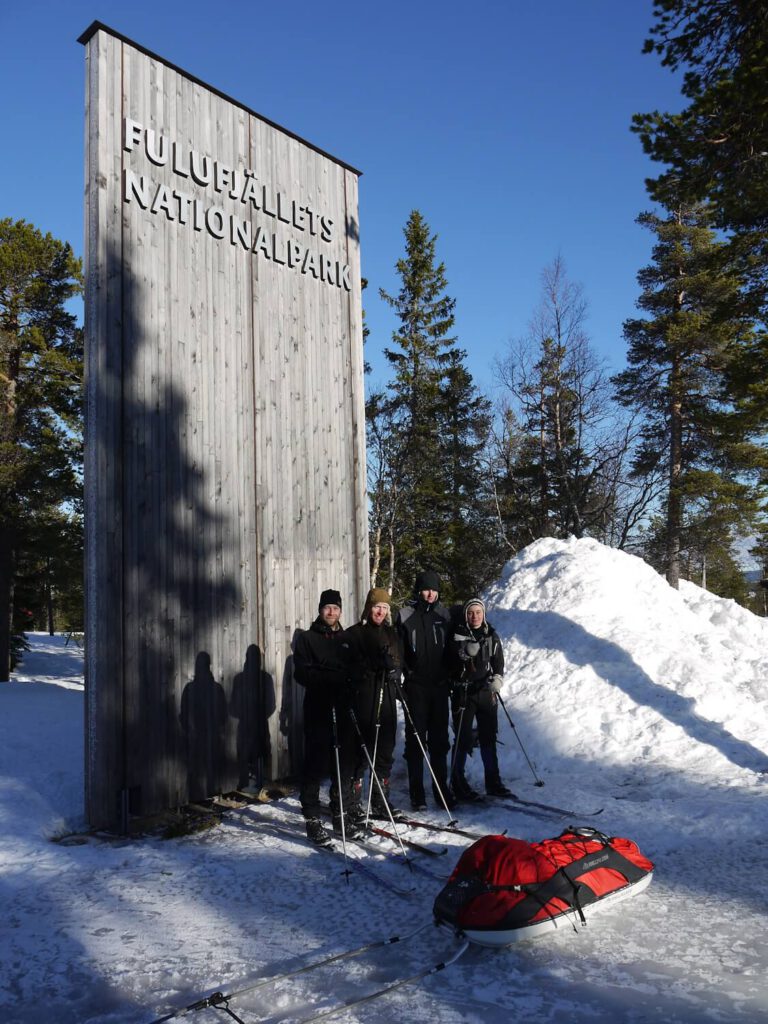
xmin=375 ymin=210 xmax=497 ymax=601
xmin=439 ymin=348 xmax=496 ymax=598
xmin=0 ymin=219 xmax=83 ymax=677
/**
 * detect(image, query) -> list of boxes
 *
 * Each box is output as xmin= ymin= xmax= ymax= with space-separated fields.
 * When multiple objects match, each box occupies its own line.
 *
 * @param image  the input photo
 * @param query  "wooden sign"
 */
xmin=80 ymin=22 xmax=367 ymax=830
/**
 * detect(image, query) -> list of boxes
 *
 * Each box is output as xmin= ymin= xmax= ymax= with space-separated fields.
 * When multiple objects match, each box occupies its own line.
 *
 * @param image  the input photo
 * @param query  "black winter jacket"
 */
xmin=396 ymin=598 xmax=451 ymax=688
xmin=293 ymin=617 xmax=349 ymax=696
xmin=343 ymin=620 xmax=402 ymax=692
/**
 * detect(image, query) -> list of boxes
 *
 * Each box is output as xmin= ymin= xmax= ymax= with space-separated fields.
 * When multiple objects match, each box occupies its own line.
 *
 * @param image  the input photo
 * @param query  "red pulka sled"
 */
xmin=433 ymin=826 xmax=654 ymax=947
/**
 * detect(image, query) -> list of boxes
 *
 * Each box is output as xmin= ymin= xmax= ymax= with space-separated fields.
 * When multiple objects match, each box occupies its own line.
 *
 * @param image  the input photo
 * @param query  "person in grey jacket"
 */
xmin=448 ymin=597 xmax=515 ymax=800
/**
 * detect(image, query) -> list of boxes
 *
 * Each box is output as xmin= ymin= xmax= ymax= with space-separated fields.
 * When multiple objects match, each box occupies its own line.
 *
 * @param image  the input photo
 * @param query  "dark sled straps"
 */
xmin=461 ymin=830 xmax=649 ymax=933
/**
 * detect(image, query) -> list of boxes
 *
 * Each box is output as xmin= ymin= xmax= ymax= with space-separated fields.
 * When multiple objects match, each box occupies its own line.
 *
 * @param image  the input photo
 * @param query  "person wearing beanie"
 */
xmin=395 ymin=570 xmax=455 ymax=812
xmin=447 ymin=597 xmax=514 ymax=800
xmin=343 ymin=587 xmax=403 ymax=819
xmin=293 ymin=589 xmax=359 ymax=846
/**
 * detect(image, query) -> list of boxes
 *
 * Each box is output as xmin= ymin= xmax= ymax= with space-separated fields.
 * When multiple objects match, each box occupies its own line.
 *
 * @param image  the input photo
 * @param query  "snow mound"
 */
xmin=485 ymin=537 xmax=768 ymax=786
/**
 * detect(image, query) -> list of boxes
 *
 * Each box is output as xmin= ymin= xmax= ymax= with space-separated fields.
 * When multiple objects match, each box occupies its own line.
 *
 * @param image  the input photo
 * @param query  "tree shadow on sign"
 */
xmin=88 ymin=238 xmax=259 ymax=825
xmin=505 ymin=608 xmax=767 ymax=775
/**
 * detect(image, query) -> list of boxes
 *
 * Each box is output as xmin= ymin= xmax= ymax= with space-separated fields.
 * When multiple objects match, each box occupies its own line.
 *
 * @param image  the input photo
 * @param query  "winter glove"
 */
xmin=489 ymin=674 xmax=503 ymax=693
xmin=331 ymin=673 xmax=355 ymax=702
xmin=380 ymin=648 xmax=396 ymax=672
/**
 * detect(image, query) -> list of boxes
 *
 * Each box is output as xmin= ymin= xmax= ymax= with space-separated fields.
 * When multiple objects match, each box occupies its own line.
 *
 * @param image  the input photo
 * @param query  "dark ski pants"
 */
xmin=352 ymin=680 xmax=397 ymax=806
xmin=403 ymin=682 xmax=451 ymax=801
xmin=299 ymin=692 xmax=356 ymax=820
xmin=450 ymin=686 xmax=500 ymax=785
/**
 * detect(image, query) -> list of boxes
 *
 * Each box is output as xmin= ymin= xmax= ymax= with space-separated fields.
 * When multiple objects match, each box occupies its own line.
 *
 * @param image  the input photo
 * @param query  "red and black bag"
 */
xmin=433 ymin=827 xmax=653 ymax=942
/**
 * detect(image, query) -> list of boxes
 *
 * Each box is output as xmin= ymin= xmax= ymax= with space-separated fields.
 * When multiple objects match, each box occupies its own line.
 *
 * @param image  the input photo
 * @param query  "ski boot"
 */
xmin=452 ymin=774 xmax=482 ymax=803
xmin=409 ymin=784 xmax=427 ymax=812
xmin=485 ymin=780 xmax=517 ymax=798
xmin=305 ymin=817 xmax=333 ymax=848
xmin=370 ymin=776 xmax=397 ymax=819
xmin=332 ymin=813 xmax=364 ymax=841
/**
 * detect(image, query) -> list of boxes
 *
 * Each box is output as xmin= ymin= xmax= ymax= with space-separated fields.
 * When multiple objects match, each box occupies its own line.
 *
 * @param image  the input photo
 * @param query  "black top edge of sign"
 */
xmin=77 ymin=20 xmax=363 ymax=178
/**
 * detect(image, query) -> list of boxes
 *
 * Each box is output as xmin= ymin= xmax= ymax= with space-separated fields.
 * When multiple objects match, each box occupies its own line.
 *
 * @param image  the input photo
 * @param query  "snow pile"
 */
xmin=1 ymin=541 xmax=767 ymax=1024
xmin=486 ymin=537 xmax=768 ymax=787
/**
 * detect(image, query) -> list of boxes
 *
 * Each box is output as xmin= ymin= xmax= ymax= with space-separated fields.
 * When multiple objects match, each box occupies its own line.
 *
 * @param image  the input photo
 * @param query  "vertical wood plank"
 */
xmin=83 ymin=24 xmax=367 ymax=826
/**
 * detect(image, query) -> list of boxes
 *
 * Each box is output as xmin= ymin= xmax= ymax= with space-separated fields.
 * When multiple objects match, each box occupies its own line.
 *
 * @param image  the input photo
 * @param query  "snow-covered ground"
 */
xmin=2 ymin=537 xmax=767 ymax=1024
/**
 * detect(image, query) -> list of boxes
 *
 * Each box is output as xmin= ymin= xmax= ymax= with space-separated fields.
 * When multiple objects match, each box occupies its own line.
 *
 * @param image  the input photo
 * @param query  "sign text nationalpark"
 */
xmin=122 ymin=118 xmax=351 ymax=290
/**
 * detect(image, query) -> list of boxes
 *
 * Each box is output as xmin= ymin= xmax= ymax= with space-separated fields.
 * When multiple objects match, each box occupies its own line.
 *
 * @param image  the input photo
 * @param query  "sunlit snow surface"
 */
xmin=1 ymin=538 xmax=766 ymax=1023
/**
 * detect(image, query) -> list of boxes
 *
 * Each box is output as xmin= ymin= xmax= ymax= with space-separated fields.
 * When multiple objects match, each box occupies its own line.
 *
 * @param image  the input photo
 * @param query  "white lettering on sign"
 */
xmin=121 ymin=118 xmax=352 ymax=291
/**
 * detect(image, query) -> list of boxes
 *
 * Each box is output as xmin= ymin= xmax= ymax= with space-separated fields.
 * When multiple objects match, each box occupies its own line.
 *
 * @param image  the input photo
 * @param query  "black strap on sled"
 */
xmin=485 ymin=840 xmax=648 ymax=931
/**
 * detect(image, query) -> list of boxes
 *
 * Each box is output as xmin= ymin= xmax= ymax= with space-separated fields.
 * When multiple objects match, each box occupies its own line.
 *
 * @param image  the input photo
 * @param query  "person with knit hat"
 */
xmin=395 ymin=570 xmax=455 ymax=811
xmin=343 ymin=587 xmax=403 ymax=819
xmin=447 ymin=597 xmax=515 ymax=800
xmin=293 ymin=589 xmax=358 ymax=846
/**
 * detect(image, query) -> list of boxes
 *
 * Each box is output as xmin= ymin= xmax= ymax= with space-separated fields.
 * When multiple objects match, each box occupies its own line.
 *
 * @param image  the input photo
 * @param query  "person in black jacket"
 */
xmin=293 ymin=589 xmax=359 ymax=846
xmin=396 ymin=570 xmax=455 ymax=811
xmin=448 ymin=598 xmax=515 ymax=800
xmin=343 ymin=587 xmax=403 ymax=819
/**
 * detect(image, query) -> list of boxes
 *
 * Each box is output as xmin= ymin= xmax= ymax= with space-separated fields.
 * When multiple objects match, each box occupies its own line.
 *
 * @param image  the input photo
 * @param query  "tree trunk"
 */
xmin=666 ymin=363 xmax=683 ymax=590
xmin=370 ymin=523 xmax=382 ymax=587
xmin=387 ymin=526 xmax=396 ymax=595
xmin=0 ymin=524 xmax=14 ymax=680
xmin=539 ymin=390 xmax=548 ymax=535
xmin=46 ymin=559 xmax=55 ymax=635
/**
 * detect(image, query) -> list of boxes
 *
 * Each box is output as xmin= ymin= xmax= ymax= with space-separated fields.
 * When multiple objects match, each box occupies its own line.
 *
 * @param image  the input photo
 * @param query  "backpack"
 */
xmin=433 ymin=827 xmax=653 ymax=946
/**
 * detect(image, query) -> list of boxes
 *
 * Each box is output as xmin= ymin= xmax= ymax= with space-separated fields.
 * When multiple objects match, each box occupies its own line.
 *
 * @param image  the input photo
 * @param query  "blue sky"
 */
xmin=0 ymin=0 xmax=682 ymax=394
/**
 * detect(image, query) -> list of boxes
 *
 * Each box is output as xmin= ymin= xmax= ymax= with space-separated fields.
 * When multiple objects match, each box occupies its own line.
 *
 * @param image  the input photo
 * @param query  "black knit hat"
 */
xmin=415 ymin=570 xmax=440 ymax=593
xmin=318 ymin=589 xmax=342 ymax=611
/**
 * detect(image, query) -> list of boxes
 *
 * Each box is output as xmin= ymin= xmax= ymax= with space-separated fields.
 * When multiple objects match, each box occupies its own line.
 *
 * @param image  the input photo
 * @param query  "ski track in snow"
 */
xmin=1 ymin=539 xmax=767 ymax=1023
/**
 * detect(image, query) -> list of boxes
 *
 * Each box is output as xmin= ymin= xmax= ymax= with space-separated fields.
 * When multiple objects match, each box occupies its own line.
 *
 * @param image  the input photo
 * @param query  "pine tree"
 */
xmin=0 ymin=219 xmax=83 ymax=678
xmin=635 ymin=0 xmax=768 ymax=238
xmin=613 ymin=204 xmax=764 ymax=589
xmin=634 ymin=0 xmax=768 ymax=421
xmin=14 ymin=506 xmax=84 ymax=634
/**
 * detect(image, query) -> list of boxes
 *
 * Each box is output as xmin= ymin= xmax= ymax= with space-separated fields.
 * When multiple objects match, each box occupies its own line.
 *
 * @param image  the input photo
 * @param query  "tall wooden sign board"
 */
xmin=80 ymin=23 xmax=367 ymax=830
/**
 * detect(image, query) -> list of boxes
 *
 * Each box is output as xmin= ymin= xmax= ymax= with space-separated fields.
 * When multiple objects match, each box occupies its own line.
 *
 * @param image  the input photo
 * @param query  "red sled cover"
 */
xmin=433 ymin=827 xmax=653 ymax=938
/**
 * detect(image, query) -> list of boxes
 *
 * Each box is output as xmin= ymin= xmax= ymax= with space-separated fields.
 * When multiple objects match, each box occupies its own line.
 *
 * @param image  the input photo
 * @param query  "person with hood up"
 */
xmin=293 ymin=589 xmax=359 ymax=846
xmin=396 ymin=570 xmax=455 ymax=811
xmin=343 ymin=587 xmax=403 ymax=819
xmin=448 ymin=597 xmax=515 ymax=800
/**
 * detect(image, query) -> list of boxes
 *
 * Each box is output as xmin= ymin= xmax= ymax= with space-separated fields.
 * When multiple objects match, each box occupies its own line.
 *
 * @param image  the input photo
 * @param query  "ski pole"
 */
xmin=448 ymin=682 xmax=469 ymax=786
xmin=346 ymin=705 xmax=412 ymax=867
xmin=391 ymin=675 xmax=456 ymax=824
xmin=496 ymin=693 xmax=544 ymax=787
xmin=331 ymin=705 xmax=353 ymax=881
xmin=364 ymin=677 xmax=385 ymax=826
xmin=146 ymin=923 xmax=435 ymax=1023
xmin=300 ymin=936 xmax=471 ymax=1023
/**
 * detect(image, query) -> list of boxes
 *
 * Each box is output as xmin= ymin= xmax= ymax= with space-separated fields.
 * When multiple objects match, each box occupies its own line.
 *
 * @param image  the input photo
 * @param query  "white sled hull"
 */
xmin=461 ymin=871 xmax=653 ymax=948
